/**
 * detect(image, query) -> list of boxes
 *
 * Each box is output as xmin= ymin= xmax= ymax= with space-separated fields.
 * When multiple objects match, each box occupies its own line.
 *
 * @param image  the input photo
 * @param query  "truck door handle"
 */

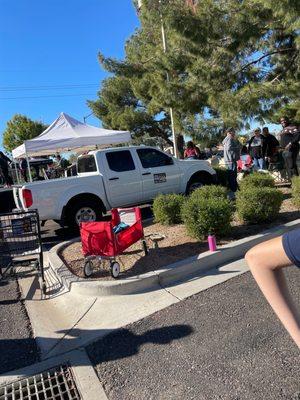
xmin=142 ymin=172 xmax=151 ymax=176
xmin=109 ymin=177 xmax=119 ymax=181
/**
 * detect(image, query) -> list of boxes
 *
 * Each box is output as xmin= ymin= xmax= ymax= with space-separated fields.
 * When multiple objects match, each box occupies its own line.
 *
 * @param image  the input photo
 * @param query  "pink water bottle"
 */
xmin=208 ymin=234 xmax=217 ymax=252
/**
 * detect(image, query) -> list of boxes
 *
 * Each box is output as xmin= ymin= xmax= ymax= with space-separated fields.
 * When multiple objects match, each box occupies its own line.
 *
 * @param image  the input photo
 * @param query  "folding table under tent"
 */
xmin=12 ymin=112 xmax=132 ymax=181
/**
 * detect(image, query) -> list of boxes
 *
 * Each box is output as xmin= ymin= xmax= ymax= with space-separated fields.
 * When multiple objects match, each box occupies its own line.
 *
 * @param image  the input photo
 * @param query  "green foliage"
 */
xmin=182 ymin=195 xmax=233 ymax=239
xmin=291 ymin=176 xmax=300 ymax=208
xmin=89 ymin=0 xmax=299 ymax=142
xmin=190 ymin=185 xmax=228 ymax=200
xmin=2 ymin=114 xmax=47 ymax=153
xmin=214 ymin=167 xmax=229 ymax=188
xmin=153 ymin=193 xmax=185 ymax=225
xmin=236 ymin=187 xmax=283 ymax=224
xmin=239 ymin=173 xmax=275 ymax=190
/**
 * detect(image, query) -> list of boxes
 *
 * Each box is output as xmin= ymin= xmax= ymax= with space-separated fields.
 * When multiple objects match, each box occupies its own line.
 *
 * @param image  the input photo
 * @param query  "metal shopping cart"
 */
xmin=0 ymin=209 xmax=46 ymax=294
xmin=80 ymin=207 xmax=148 ymax=278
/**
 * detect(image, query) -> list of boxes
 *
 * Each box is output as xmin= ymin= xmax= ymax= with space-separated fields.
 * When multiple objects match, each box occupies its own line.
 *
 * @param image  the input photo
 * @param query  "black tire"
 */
xmin=110 ymin=261 xmax=120 ymax=279
xmin=65 ymin=198 xmax=103 ymax=230
xmin=186 ymin=174 xmax=212 ymax=195
xmin=84 ymin=260 xmax=94 ymax=277
xmin=42 ymin=283 xmax=47 ymax=295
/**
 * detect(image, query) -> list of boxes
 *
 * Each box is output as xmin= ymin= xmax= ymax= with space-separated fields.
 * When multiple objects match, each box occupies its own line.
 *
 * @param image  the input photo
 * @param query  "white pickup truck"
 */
xmin=13 ymin=146 xmax=216 ymax=229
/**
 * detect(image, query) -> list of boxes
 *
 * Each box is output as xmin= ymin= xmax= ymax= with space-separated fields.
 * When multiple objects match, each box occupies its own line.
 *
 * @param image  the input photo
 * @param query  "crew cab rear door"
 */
xmin=102 ymin=149 xmax=142 ymax=207
xmin=135 ymin=148 xmax=180 ymax=201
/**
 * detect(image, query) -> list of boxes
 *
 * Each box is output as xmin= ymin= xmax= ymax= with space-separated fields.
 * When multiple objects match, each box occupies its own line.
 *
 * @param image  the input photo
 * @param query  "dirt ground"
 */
xmin=59 ymin=186 xmax=299 ymax=280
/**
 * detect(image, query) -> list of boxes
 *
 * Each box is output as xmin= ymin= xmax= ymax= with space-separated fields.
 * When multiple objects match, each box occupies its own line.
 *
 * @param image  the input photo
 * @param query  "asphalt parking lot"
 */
xmin=88 ymin=268 xmax=300 ymax=400
xmin=0 ymin=276 xmax=39 ymax=374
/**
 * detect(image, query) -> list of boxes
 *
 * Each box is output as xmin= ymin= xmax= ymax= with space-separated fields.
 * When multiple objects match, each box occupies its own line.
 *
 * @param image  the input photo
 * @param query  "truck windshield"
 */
xmin=77 ymin=155 xmax=97 ymax=173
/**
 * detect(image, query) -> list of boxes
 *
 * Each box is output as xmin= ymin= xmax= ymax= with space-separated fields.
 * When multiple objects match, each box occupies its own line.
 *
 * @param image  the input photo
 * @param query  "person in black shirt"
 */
xmin=279 ymin=117 xmax=299 ymax=179
xmin=261 ymin=127 xmax=279 ymax=168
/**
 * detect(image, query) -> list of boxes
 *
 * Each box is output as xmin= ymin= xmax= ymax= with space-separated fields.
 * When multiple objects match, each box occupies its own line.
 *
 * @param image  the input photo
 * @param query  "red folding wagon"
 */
xmin=80 ymin=207 xmax=148 ymax=278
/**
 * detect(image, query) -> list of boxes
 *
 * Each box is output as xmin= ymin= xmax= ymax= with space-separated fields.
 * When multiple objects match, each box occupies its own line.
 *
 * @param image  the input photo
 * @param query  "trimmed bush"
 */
xmin=240 ymin=172 xmax=275 ymax=190
xmin=292 ymin=176 xmax=300 ymax=209
xmin=236 ymin=187 xmax=283 ymax=224
xmin=153 ymin=193 xmax=185 ymax=225
xmin=214 ymin=167 xmax=229 ymax=187
xmin=190 ymin=185 xmax=228 ymax=201
xmin=182 ymin=196 xmax=233 ymax=239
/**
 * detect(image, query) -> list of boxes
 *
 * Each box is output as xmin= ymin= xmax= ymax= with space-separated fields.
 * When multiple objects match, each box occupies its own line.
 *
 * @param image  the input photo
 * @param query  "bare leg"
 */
xmin=245 ymin=236 xmax=300 ymax=348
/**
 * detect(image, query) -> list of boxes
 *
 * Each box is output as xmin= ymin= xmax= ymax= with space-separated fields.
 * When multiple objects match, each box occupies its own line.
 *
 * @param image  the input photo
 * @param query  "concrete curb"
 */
xmin=48 ymin=219 xmax=300 ymax=297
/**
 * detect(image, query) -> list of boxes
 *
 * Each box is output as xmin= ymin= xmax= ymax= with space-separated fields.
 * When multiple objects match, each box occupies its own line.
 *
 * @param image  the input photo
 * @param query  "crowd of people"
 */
xmin=222 ymin=116 xmax=300 ymax=198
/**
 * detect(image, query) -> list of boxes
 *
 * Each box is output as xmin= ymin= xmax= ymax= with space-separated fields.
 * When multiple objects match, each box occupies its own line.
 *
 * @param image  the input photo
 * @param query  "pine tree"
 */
xmin=88 ymin=0 xmax=299 ymax=144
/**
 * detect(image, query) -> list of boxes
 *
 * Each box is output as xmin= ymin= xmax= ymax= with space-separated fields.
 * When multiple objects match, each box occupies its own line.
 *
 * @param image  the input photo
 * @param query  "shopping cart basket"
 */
xmin=80 ymin=207 xmax=148 ymax=278
xmin=0 ymin=209 xmax=46 ymax=294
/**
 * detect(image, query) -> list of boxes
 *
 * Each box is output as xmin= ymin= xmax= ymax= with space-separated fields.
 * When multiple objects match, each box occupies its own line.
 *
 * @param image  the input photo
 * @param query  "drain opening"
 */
xmin=0 ymin=364 xmax=81 ymax=400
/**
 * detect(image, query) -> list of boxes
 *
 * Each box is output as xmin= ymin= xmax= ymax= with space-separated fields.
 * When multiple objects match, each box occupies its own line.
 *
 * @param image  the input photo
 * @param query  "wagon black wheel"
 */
xmin=110 ymin=261 xmax=120 ymax=279
xmin=84 ymin=260 xmax=94 ymax=277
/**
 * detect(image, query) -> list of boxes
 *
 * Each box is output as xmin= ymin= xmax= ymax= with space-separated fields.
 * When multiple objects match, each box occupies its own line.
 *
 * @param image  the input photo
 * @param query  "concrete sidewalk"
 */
xmin=18 ymin=251 xmax=250 ymax=360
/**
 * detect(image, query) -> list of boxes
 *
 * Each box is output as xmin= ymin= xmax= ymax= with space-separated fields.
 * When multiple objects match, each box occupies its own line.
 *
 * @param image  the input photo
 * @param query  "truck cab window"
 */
xmin=106 ymin=150 xmax=135 ymax=172
xmin=137 ymin=148 xmax=173 ymax=168
xmin=77 ymin=155 xmax=97 ymax=173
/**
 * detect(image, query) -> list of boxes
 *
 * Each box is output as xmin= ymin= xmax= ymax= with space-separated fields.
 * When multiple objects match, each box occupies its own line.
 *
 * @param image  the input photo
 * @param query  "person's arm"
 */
xmin=245 ymin=237 xmax=300 ymax=348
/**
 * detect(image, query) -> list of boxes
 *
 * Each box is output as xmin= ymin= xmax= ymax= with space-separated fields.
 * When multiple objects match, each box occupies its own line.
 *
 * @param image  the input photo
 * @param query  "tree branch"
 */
xmin=236 ymin=47 xmax=295 ymax=74
xmin=237 ymin=48 xmax=296 ymax=74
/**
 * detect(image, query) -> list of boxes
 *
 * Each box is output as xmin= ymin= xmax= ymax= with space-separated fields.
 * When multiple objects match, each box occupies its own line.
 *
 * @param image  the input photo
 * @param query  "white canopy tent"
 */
xmin=12 ymin=112 xmax=131 ymax=159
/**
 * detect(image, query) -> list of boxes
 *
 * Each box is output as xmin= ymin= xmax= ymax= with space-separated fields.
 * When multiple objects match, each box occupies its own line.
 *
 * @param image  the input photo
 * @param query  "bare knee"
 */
xmin=245 ymin=246 xmax=260 ymax=269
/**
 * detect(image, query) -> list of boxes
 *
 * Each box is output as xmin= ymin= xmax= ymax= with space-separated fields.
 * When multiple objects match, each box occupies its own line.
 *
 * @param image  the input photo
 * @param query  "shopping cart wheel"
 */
xmin=33 ymin=260 xmax=40 ymax=270
xmin=110 ymin=261 xmax=120 ymax=279
xmin=84 ymin=260 xmax=93 ymax=277
xmin=42 ymin=282 xmax=47 ymax=295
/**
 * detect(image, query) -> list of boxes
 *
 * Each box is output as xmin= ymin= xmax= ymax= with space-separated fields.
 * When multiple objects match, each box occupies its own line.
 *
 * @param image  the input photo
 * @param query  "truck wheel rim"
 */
xmin=75 ymin=207 xmax=97 ymax=224
xmin=189 ymin=182 xmax=203 ymax=193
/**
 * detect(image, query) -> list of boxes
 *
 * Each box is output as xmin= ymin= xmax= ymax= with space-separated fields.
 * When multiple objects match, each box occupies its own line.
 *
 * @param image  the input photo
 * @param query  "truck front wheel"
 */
xmin=65 ymin=199 xmax=103 ymax=230
xmin=186 ymin=173 xmax=212 ymax=195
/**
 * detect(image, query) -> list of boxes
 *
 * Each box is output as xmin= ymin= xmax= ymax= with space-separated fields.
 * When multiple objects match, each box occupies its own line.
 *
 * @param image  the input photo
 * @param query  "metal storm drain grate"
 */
xmin=0 ymin=364 xmax=81 ymax=400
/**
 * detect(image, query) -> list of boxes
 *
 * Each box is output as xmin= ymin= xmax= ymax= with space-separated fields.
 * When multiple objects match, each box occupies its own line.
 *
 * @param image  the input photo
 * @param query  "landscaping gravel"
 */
xmin=61 ymin=186 xmax=299 ymax=280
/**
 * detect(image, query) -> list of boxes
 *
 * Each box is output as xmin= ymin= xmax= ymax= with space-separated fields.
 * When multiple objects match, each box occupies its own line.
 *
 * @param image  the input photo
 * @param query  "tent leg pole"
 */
xmin=26 ymin=154 xmax=33 ymax=182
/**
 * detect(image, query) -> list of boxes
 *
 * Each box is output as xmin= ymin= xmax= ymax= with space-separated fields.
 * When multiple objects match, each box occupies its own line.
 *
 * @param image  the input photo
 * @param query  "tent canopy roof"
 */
xmin=12 ymin=112 xmax=131 ymax=158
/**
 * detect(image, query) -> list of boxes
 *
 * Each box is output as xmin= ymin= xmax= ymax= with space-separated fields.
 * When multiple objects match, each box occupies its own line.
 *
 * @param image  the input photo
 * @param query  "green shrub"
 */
xmin=240 ymin=172 xmax=275 ymax=190
xmin=214 ymin=167 xmax=229 ymax=187
xmin=236 ymin=187 xmax=283 ymax=224
xmin=292 ymin=176 xmax=300 ymax=208
xmin=153 ymin=193 xmax=185 ymax=225
xmin=182 ymin=196 xmax=233 ymax=239
xmin=190 ymin=185 xmax=228 ymax=201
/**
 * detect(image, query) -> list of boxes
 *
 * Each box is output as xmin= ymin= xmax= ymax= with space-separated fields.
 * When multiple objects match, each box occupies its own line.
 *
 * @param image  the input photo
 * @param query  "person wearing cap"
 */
xmin=279 ymin=116 xmax=300 ymax=179
xmin=248 ymin=128 xmax=265 ymax=170
xmin=222 ymin=128 xmax=240 ymax=198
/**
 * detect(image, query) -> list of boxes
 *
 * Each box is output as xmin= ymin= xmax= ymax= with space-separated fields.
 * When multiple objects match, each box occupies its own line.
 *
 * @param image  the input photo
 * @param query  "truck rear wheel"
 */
xmin=66 ymin=199 xmax=103 ymax=230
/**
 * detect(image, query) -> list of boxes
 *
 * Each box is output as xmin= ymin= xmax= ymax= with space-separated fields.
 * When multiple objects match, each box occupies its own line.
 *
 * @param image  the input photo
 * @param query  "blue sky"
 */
xmin=0 ymin=0 xmax=139 ymax=151
xmin=0 ymin=0 xmax=281 ymax=153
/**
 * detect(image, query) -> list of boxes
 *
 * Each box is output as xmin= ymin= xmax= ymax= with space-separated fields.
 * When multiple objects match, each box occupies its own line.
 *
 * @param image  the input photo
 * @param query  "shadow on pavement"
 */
xmin=0 ymin=324 xmax=193 ymax=375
